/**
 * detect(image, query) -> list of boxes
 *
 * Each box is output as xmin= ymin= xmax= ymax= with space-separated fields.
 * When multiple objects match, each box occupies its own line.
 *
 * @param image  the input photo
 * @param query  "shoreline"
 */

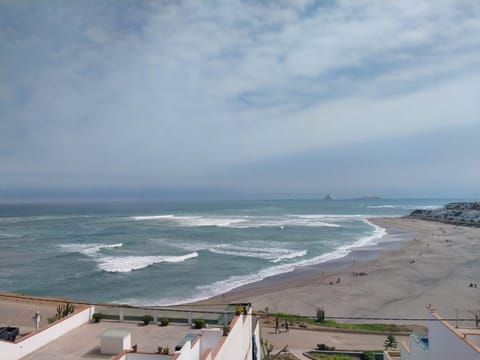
xmin=191 ymin=216 xmax=413 ymax=304
xmin=194 ymin=217 xmax=480 ymax=325
xmin=200 ymin=218 xmax=413 ymax=297
xmin=3 ymin=217 xmax=480 ymax=327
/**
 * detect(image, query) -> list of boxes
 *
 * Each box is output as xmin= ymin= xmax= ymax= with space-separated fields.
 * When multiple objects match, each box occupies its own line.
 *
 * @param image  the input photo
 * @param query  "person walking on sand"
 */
xmin=275 ymin=317 xmax=280 ymax=334
xmin=285 ymin=319 xmax=289 ymax=333
xmin=33 ymin=310 xmax=41 ymax=331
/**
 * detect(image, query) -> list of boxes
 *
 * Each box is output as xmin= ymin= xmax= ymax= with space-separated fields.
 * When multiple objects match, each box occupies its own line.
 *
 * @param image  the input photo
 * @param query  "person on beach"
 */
xmin=285 ymin=319 xmax=289 ymax=333
xmin=275 ymin=317 xmax=280 ymax=334
xmin=33 ymin=310 xmax=40 ymax=331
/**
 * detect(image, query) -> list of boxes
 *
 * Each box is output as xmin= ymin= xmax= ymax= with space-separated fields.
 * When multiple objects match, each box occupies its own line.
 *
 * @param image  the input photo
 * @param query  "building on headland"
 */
xmin=0 ymin=303 xmax=260 ymax=360
xmin=396 ymin=305 xmax=480 ymax=360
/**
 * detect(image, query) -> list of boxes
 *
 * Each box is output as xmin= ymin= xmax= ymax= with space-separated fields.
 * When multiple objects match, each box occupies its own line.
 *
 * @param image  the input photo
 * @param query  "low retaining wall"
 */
xmin=0 ymin=305 xmax=94 ymax=360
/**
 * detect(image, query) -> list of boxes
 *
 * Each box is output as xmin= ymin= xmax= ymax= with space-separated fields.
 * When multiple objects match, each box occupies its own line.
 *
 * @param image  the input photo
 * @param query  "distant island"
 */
xmin=323 ymin=194 xmax=335 ymax=200
xmin=409 ymin=202 xmax=480 ymax=226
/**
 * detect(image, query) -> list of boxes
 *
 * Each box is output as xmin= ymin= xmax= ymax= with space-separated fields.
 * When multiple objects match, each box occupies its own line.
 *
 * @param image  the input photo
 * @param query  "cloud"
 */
xmin=1 ymin=0 xmax=479 ymax=198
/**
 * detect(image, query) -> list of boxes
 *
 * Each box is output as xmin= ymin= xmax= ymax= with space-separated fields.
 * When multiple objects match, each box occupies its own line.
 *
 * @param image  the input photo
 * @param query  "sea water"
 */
xmin=0 ymin=199 xmax=446 ymax=305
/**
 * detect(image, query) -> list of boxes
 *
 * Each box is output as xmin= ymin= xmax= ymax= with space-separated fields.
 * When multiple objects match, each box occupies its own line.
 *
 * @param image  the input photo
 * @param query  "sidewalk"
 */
xmin=260 ymin=326 xmax=408 ymax=358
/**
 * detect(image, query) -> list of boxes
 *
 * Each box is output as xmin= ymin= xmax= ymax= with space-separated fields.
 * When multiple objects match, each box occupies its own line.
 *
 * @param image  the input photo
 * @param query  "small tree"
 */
xmin=384 ymin=334 xmax=398 ymax=350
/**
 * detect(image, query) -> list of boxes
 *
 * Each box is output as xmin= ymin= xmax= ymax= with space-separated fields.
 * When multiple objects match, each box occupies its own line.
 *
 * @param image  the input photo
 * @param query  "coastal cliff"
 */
xmin=410 ymin=202 xmax=480 ymax=226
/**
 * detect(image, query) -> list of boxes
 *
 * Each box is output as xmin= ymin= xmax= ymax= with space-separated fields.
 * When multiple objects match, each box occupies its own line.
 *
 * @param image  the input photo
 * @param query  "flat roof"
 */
xmin=21 ymin=320 xmax=206 ymax=360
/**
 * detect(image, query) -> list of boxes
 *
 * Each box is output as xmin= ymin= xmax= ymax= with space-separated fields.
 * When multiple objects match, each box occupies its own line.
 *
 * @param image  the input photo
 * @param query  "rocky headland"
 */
xmin=410 ymin=202 xmax=480 ymax=226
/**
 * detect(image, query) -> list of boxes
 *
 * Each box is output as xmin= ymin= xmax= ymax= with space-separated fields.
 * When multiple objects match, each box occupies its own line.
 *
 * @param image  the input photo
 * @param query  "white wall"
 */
xmin=0 ymin=305 xmax=94 ymax=360
xmin=400 ymin=341 xmax=413 ymax=360
xmin=214 ymin=309 xmax=252 ymax=360
xmin=428 ymin=313 xmax=480 ymax=360
xmin=174 ymin=339 xmax=201 ymax=360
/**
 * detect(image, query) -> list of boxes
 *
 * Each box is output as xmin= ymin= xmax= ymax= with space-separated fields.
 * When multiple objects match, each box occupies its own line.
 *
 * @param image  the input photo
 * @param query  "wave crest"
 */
xmin=98 ymin=252 xmax=199 ymax=272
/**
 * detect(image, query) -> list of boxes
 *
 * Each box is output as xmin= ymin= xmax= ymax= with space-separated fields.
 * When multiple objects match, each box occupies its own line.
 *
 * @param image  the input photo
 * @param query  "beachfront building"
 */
xmin=398 ymin=305 xmax=480 ymax=360
xmin=0 ymin=302 xmax=260 ymax=360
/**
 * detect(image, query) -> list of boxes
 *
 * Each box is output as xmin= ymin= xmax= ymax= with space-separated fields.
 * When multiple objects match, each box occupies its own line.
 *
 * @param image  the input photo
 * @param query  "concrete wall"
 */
xmin=428 ymin=313 xmax=480 ymax=360
xmin=0 ymin=305 xmax=94 ymax=360
xmin=213 ymin=309 xmax=252 ymax=360
xmin=173 ymin=338 xmax=201 ymax=360
xmin=399 ymin=341 xmax=413 ymax=360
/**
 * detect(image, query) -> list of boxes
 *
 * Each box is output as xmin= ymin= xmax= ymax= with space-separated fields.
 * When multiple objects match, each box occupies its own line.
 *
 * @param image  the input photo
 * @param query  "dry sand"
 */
xmin=203 ymin=218 xmax=480 ymax=324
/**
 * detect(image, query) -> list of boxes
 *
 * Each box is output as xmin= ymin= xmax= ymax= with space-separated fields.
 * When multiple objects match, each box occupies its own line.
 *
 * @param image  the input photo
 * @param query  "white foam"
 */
xmin=98 ymin=252 xmax=198 ymax=272
xmin=60 ymin=242 xmax=123 ymax=256
xmin=208 ymin=244 xmax=307 ymax=263
xmin=365 ymin=204 xmax=442 ymax=210
xmin=130 ymin=214 xmax=342 ymax=228
xmin=156 ymin=219 xmax=388 ymax=305
xmin=131 ymin=215 xmax=175 ymax=220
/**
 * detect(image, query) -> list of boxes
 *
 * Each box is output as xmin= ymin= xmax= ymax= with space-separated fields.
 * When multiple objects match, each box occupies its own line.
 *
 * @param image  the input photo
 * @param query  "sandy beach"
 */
xmin=2 ymin=217 xmax=480 ymax=331
xmin=201 ymin=217 xmax=480 ymax=324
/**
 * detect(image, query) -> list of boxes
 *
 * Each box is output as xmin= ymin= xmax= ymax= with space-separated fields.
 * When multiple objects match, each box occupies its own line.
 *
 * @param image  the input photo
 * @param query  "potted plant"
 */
xmin=235 ymin=305 xmax=243 ymax=315
xmin=92 ymin=313 xmax=103 ymax=323
xmin=162 ymin=346 xmax=170 ymax=354
xmin=142 ymin=314 xmax=153 ymax=325
xmin=160 ymin=317 xmax=170 ymax=327
xmin=193 ymin=318 xmax=206 ymax=329
xmin=223 ymin=326 xmax=231 ymax=336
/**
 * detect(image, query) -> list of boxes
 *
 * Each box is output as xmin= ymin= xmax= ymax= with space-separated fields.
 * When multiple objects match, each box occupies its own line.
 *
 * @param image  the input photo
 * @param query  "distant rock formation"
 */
xmin=409 ymin=202 xmax=480 ymax=226
xmin=324 ymin=194 xmax=335 ymax=201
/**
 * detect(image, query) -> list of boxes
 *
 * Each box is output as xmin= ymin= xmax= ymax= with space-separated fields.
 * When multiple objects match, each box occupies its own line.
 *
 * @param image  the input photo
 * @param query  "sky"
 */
xmin=1 ymin=0 xmax=479 ymax=201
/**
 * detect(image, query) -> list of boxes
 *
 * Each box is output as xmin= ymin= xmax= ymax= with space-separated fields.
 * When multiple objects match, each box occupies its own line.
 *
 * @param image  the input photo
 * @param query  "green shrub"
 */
xmin=363 ymin=351 xmax=375 ymax=360
xmin=142 ymin=314 xmax=153 ymax=325
xmin=223 ymin=326 xmax=231 ymax=336
xmin=317 ymin=343 xmax=336 ymax=351
xmin=92 ymin=313 xmax=103 ymax=323
xmin=193 ymin=318 xmax=206 ymax=329
xmin=48 ymin=303 xmax=76 ymax=323
xmin=160 ymin=318 xmax=170 ymax=327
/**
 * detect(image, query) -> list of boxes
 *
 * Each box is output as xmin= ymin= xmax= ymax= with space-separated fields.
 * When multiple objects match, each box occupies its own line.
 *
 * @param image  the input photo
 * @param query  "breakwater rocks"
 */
xmin=410 ymin=202 xmax=480 ymax=226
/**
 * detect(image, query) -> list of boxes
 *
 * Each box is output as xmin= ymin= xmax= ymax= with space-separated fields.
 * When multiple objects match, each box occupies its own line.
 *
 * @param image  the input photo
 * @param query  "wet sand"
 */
xmin=198 ymin=218 xmax=480 ymax=324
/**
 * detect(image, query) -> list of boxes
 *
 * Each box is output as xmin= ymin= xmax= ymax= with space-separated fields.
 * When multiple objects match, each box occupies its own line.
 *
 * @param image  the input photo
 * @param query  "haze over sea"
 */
xmin=0 ymin=199 xmax=453 ymax=305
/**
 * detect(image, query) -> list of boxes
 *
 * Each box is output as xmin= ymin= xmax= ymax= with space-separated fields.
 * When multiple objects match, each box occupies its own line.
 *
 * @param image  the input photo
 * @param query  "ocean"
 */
xmin=0 ymin=199 xmax=448 ymax=305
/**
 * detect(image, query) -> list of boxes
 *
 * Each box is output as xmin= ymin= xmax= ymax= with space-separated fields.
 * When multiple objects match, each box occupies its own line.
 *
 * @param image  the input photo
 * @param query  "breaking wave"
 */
xmin=365 ymin=204 xmax=442 ymax=210
xmin=60 ymin=242 xmax=124 ymax=256
xmin=97 ymin=252 xmax=199 ymax=272
xmin=152 ymin=220 xmax=388 ymax=305
xmin=130 ymin=214 xmax=341 ymax=228
xmin=208 ymin=244 xmax=307 ymax=263
xmin=60 ymin=242 xmax=197 ymax=272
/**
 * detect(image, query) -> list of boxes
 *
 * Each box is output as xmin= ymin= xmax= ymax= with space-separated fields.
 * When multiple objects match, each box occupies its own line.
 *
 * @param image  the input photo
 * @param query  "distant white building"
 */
xmin=399 ymin=305 xmax=480 ymax=360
